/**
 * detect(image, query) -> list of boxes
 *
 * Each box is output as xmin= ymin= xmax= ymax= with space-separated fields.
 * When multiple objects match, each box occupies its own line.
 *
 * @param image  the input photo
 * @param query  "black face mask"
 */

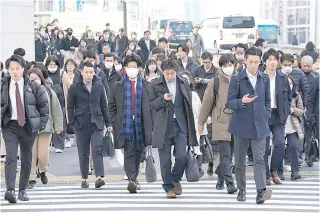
xmin=67 ymin=32 xmax=72 ymax=36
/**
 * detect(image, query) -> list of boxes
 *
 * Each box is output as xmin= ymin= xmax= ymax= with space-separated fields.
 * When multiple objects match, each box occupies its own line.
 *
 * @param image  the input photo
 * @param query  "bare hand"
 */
xmin=197 ymin=124 xmax=204 ymax=134
xmin=106 ymin=126 xmax=113 ymax=132
xmin=164 ymin=94 xmax=173 ymax=101
xmin=55 ymin=130 xmax=61 ymax=134
xmin=241 ymin=94 xmax=257 ymax=104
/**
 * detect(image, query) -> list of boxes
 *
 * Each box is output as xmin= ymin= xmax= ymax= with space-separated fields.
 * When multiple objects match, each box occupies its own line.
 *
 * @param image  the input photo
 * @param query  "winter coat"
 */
xmin=285 ymin=93 xmax=304 ymax=140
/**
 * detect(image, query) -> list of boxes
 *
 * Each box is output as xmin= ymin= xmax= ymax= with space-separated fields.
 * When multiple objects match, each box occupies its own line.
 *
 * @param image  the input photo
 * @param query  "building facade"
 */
xmin=260 ymin=0 xmax=319 ymax=47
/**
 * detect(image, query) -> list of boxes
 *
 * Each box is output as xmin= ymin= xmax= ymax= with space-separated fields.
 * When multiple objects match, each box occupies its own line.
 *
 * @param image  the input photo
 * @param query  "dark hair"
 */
xmin=33 ymin=62 xmax=49 ymax=79
xmin=64 ymin=59 xmax=77 ymax=72
xmin=106 ymin=23 xmax=110 ymax=27
xmin=177 ymin=44 xmax=189 ymax=54
xmin=5 ymin=55 xmax=24 ymax=69
xmin=278 ymin=50 xmax=284 ymax=57
xmin=103 ymin=53 xmax=115 ymax=60
xmin=123 ymin=54 xmax=142 ymax=67
xmin=83 ymin=62 xmax=94 ymax=68
xmin=245 ymin=47 xmax=262 ymax=59
xmin=262 ymin=48 xmax=280 ymax=62
xmin=145 ymin=59 xmax=160 ymax=77
xmin=235 ymin=43 xmax=247 ymax=51
xmin=168 ymin=50 xmax=177 ymax=60
xmin=144 ymin=30 xmax=151 ymax=35
xmin=179 ymin=71 xmax=195 ymax=90
xmin=102 ymin=43 xmax=111 ymax=48
xmin=186 ymin=38 xmax=192 ymax=44
xmin=280 ymin=54 xmax=295 ymax=64
xmin=156 ymin=53 xmax=166 ymax=62
xmin=57 ymin=30 xmax=65 ymax=38
xmin=0 ymin=61 xmax=3 ymax=71
xmin=305 ymin=41 xmax=315 ymax=51
xmin=254 ymin=38 xmax=265 ymax=48
xmin=119 ymin=28 xmax=125 ymax=32
xmin=27 ymin=68 xmax=47 ymax=86
xmin=151 ymin=47 xmax=165 ymax=55
xmin=219 ymin=53 xmax=236 ymax=67
xmin=114 ymin=56 xmax=123 ymax=64
xmin=26 ymin=61 xmax=36 ymax=71
xmin=161 ymin=59 xmax=178 ymax=71
xmin=158 ymin=37 xmax=168 ymax=43
xmin=201 ymin=52 xmax=213 ymax=61
xmin=45 ymin=55 xmax=61 ymax=69
xmin=13 ymin=48 xmax=26 ymax=57
xmin=83 ymin=50 xmax=96 ymax=60
xmin=293 ymin=53 xmax=302 ymax=65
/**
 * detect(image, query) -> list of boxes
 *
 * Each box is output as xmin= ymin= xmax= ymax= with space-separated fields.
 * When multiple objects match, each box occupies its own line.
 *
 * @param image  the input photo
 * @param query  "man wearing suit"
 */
xmin=262 ymin=49 xmax=291 ymax=185
xmin=67 ymin=62 xmax=112 ymax=189
xmin=189 ymin=26 xmax=205 ymax=57
xmin=109 ymin=55 xmax=152 ymax=193
xmin=138 ymin=31 xmax=156 ymax=65
xmin=150 ymin=59 xmax=198 ymax=199
xmin=226 ymin=47 xmax=272 ymax=204
xmin=114 ymin=28 xmax=129 ymax=57
xmin=1 ymin=55 xmax=49 ymax=203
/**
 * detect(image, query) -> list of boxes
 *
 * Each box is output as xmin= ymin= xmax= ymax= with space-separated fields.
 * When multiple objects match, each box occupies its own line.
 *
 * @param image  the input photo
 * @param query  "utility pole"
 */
xmin=315 ymin=0 xmax=320 ymax=49
xmin=122 ymin=0 xmax=128 ymax=34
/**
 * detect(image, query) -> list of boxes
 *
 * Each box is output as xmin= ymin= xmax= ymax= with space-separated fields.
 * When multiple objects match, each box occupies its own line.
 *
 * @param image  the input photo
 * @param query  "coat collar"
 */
xmin=239 ymin=69 xmax=263 ymax=80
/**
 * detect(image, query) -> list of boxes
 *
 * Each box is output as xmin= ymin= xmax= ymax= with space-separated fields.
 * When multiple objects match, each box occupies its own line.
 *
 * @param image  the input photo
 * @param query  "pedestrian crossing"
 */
xmin=0 ymin=178 xmax=319 ymax=213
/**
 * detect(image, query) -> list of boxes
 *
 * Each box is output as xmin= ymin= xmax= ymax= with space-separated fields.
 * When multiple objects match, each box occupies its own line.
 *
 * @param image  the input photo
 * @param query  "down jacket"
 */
xmin=1 ymin=75 xmax=49 ymax=132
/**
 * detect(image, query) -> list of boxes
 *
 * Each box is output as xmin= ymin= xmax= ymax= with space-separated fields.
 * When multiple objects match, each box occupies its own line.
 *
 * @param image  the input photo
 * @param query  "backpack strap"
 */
xmin=212 ymin=76 xmax=219 ymax=107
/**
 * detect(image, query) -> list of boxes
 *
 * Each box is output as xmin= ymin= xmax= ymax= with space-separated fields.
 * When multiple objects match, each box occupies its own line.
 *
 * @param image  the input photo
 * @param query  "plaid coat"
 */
xmin=109 ymin=79 xmax=152 ymax=149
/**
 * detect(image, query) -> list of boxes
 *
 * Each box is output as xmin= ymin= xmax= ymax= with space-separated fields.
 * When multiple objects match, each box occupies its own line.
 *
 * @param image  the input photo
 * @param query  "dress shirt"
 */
xmin=145 ymin=39 xmax=150 ymax=52
xmin=166 ymin=78 xmax=177 ymax=118
xmin=84 ymin=80 xmax=92 ymax=92
xmin=246 ymin=69 xmax=258 ymax=90
xmin=9 ymin=78 xmax=24 ymax=120
xmin=268 ymin=72 xmax=277 ymax=108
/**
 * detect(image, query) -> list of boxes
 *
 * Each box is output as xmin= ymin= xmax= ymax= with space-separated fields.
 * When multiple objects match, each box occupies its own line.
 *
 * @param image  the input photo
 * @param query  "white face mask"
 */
xmin=281 ymin=66 xmax=293 ymax=75
xmin=58 ymin=35 xmax=63 ymax=39
xmin=290 ymin=83 xmax=293 ymax=90
xmin=222 ymin=67 xmax=234 ymax=76
xmin=105 ymin=62 xmax=113 ymax=69
xmin=48 ymin=67 xmax=57 ymax=73
xmin=126 ymin=68 xmax=139 ymax=79
xmin=34 ymin=79 xmax=41 ymax=85
xmin=115 ymin=64 xmax=122 ymax=71
xmin=148 ymin=65 xmax=157 ymax=72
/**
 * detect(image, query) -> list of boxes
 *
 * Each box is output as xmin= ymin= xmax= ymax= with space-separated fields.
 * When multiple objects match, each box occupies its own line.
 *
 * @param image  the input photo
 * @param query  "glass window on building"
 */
xmin=287 ymin=26 xmax=310 ymax=44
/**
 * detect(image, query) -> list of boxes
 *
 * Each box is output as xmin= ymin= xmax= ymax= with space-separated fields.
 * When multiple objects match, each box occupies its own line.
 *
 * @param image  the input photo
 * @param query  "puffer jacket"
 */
xmin=1 ymin=75 xmax=49 ymax=132
xmin=41 ymin=86 xmax=63 ymax=133
xmin=285 ymin=93 xmax=304 ymax=140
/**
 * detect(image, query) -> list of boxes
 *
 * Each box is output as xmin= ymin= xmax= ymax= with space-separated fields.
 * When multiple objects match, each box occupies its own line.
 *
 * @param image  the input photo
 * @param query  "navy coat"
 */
xmin=226 ymin=70 xmax=271 ymax=139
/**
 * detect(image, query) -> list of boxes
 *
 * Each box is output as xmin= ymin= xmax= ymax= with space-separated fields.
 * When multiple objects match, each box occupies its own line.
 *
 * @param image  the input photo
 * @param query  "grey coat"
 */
xmin=41 ymin=88 xmax=63 ymax=133
xmin=190 ymin=33 xmax=205 ymax=56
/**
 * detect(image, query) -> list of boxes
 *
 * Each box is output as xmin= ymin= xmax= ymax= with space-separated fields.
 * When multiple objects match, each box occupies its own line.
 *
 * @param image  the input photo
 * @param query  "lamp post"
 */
xmin=121 ymin=0 xmax=128 ymax=34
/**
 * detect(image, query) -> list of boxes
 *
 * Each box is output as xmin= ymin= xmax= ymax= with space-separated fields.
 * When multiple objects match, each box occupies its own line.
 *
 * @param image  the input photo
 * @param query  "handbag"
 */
xmin=185 ymin=148 xmax=200 ymax=182
xmin=102 ymin=131 xmax=115 ymax=157
xmin=145 ymin=146 xmax=157 ymax=183
xmin=66 ymin=123 xmax=74 ymax=134
xmin=201 ymin=136 xmax=214 ymax=163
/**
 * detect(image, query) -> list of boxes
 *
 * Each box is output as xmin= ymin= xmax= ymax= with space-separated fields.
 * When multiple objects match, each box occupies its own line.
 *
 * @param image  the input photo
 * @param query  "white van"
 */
xmin=150 ymin=19 xmax=175 ymax=41
xmin=200 ymin=15 xmax=257 ymax=51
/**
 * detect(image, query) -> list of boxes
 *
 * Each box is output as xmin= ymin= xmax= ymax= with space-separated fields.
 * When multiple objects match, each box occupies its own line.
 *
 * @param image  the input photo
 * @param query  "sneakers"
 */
xmin=291 ymin=173 xmax=302 ymax=180
xmin=27 ymin=180 xmax=36 ymax=189
xmin=216 ymin=178 xmax=225 ymax=190
xmin=207 ymin=163 xmax=214 ymax=176
xmin=256 ymin=189 xmax=272 ymax=204
xmin=65 ymin=139 xmax=72 ymax=148
xmin=55 ymin=149 xmax=63 ymax=153
xmin=95 ymin=178 xmax=105 ymax=188
xmin=81 ymin=180 xmax=89 ymax=188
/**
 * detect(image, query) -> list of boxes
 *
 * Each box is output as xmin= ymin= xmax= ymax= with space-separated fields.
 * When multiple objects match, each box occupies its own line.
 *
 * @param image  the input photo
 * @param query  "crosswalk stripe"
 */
xmin=1 ymin=179 xmax=319 ymax=212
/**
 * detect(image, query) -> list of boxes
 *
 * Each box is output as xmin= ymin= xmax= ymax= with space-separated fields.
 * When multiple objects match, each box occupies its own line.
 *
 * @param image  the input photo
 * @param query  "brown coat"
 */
xmin=198 ymin=71 xmax=233 ymax=141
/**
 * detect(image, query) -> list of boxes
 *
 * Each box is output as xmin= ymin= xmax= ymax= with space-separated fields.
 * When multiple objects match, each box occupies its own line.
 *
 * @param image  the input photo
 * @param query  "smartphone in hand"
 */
xmin=248 ymin=95 xmax=258 ymax=98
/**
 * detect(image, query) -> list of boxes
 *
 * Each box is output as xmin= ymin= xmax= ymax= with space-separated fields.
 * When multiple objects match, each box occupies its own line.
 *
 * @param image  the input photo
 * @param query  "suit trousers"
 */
xmin=215 ymin=141 xmax=234 ymax=185
xmin=30 ymin=133 xmax=52 ymax=180
xmin=234 ymin=136 xmax=266 ymax=191
xmin=2 ymin=121 xmax=36 ymax=191
xmin=123 ymin=139 xmax=143 ymax=181
xmin=158 ymin=120 xmax=187 ymax=192
xmin=75 ymin=123 xmax=104 ymax=179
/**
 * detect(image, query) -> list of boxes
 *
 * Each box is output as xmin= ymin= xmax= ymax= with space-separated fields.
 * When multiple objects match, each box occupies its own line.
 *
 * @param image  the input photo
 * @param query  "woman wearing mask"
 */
xmin=122 ymin=41 xmax=144 ymax=61
xmin=197 ymin=54 xmax=238 ymax=194
xmin=54 ymin=30 xmax=65 ymax=66
xmin=144 ymin=59 xmax=161 ymax=83
xmin=27 ymin=68 xmax=63 ymax=189
xmin=282 ymin=75 xmax=304 ymax=180
xmin=45 ymin=56 xmax=72 ymax=152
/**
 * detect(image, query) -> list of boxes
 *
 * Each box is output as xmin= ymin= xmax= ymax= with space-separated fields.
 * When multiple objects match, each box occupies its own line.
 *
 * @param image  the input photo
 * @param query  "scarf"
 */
xmin=121 ymin=74 xmax=144 ymax=150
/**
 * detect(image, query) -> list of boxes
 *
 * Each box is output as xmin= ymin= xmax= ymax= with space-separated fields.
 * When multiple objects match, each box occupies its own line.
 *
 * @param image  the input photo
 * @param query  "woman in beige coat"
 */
xmin=284 ymin=76 xmax=304 ymax=180
xmin=27 ymin=68 xmax=63 ymax=189
xmin=197 ymin=54 xmax=238 ymax=194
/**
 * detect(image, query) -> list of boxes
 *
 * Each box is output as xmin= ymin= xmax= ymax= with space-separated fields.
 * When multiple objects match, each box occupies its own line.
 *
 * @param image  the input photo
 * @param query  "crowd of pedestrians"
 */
xmin=0 ymin=20 xmax=319 ymax=206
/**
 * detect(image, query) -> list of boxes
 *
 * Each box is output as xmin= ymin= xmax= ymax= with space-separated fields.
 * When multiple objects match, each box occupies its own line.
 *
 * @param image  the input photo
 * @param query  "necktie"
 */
xmin=131 ymin=81 xmax=135 ymax=116
xmin=15 ymin=82 xmax=25 ymax=127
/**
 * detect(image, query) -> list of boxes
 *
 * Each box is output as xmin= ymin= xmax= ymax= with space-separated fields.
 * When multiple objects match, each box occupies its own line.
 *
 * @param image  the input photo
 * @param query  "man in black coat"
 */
xmin=67 ymin=62 xmax=112 ymax=189
xmin=138 ymin=30 xmax=156 ymax=64
xmin=149 ymin=59 xmax=198 ymax=199
xmin=114 ymin=28 xmax=129 ymax=58
xmin=1 ymin=55 xmax=49 ymax=203
xmin=101 ymin=53 xmax=123 ymax=88
xmin=109 ymin=55 xmax=152 ymax=193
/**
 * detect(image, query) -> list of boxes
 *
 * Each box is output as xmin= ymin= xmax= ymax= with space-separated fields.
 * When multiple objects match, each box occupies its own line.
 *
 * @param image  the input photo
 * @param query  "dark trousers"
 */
xmin=215 ymin=141 xmax=234 ymax=185
xmin=285 ymin=133 xmax=300 ymax=174
xmin=247 ymin=146 xmax=253 ymax=160
xmin=75 ymin=123 xmax=104 ymax=179
xmin=52 ymin=108 xmax=66 ymax=149
xmin=234 ymin=136 xmax=266 ymax=190
xmin=2 ymin=121 xmax=36 ymax=191
xmin=158 ymin=121 xmax=187 ymax=192
xmin=264 ymin=112 xmax=285 ymax=179
xmin=124 ymin=140 xmax=143 ymax=181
